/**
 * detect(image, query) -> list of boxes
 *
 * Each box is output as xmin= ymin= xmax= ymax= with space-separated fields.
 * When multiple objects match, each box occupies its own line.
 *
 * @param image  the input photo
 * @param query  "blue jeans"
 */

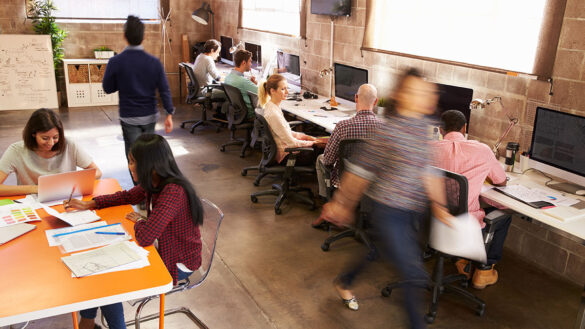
xmin=339 ymin=201 xmax=428 ymax=329
xmin=177 ymin=266 xmax=193 ymax=281
xmin=80 ymin=302 xmax=126 ymax=329
xmin=483 ymin=208 xmax=512 ymax=265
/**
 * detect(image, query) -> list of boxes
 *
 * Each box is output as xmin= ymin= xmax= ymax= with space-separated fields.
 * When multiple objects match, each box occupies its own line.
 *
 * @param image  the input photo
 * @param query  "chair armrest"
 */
xmin=483 ymin=209 xmax=509 ymax=226
xmin=284 ymin=147 xmax=314 ymax=153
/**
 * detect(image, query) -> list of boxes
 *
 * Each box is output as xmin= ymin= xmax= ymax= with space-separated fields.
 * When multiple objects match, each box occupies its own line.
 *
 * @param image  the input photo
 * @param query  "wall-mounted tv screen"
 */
xmin=220 ymin=36 xmax=233 ymax=64
xmin=245 ymin=42 xmax=262 ymax=69
xmin=311 ymin=0 xmax=351 ymax=16
xmin=334 ymin=63 xmax=368 ymax=102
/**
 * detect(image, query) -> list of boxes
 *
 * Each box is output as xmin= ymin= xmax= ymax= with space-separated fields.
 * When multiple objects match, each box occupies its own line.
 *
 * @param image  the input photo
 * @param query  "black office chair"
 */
xmin=381 ymin=167 xmax=509 ymax=323
xmin=219 ymin=83 xmax=255 ymax=157
xmin=249 ymin=115 xmax=316 ymax=214
xmin=320 ymin=139 xmax=376 ymax=260
xmin=179 ymin=62 xmax=225 ymax=133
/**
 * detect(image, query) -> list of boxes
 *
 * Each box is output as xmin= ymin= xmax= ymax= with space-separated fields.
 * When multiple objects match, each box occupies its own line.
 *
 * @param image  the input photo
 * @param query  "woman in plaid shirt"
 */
xmin=66 ymin=134 xmax=203 ymax=329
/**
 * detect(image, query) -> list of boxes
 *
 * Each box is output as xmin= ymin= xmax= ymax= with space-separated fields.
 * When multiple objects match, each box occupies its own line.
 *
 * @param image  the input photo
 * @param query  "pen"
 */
xmin=67 ymin=185 xmax=76 ymax=205
xmin=95 ymin=232 xmax=125 ymax=235
xmin=53 ymin=223 xmax=121 ymax=238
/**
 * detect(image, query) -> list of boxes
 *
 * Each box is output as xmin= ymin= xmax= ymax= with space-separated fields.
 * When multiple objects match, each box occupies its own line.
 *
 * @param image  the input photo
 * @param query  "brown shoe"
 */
xmin=472 ymin=265 xmax=498 ymax=289
xmin=455 ymin=259 xmax=472 ymax=280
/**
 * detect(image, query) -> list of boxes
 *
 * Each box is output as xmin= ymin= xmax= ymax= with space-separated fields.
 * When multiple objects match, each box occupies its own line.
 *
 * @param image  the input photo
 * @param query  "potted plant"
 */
xmin=94 ymin=46 xmax=115 ymax=59
xmin=376 ymin=97 xmax=389 ymax=116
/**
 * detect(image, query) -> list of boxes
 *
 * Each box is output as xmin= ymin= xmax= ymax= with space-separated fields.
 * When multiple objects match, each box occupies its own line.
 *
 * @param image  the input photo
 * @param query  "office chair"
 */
xmin=219 ymin=83 xmax=254 ymax=157
xmin=179 ymin=62 xmax=225 ymax=133
xmin=320 ymin=139 xmax=376 ymax=260
xmin=381 ymin=167 xmax=508 ymax=323
xmin=103 ymin=199 xmax=224 ymax=329
xmin=249 ymin=115 xmax=316 ymax=214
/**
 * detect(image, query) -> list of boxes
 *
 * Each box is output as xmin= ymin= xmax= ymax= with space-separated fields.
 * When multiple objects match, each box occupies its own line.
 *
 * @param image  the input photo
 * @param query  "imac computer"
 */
xmin=220 ymin=35 xmax=234 ymax=65
xmin=334 ymin=63 xmax=368 ymax=104
xmin=435 ymin=83 xmax=474 ymax=131
xmin=244 ymin=42 xmax=262 ymax=69
xmin=529 ymin=107 xmax=585 ymax=193
xmin=277 ymin=51 xmax=301 ymax=93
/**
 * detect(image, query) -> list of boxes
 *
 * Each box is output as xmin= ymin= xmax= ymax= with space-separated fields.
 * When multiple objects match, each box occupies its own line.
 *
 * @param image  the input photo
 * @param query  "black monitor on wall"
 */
xmin=245 ymin=42 xmax=262 ymax=69
xmin=311 ymin=0 xmax=351 ymax=16
xmin=435 ymin=83 xmax=474 ymax=131
xmin=220 ymin=36 xmax=233 ymax=64
xmin=334 ymin=63 xmax=368 ymax=103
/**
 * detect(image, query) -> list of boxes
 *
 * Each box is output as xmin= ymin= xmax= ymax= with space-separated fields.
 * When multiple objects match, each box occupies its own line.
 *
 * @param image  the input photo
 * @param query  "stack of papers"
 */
xmin=46 ymin=221 xmax=130 ymax=253
xmin=62 ymin=241 xmax=150 ymax=278
xmin=0 ymin=204 xmax=42 ymax=227
xmin=543 ymin=206 xmax=585 ymax=222
xmin=496 ymin=184 xmax=579 ymax=207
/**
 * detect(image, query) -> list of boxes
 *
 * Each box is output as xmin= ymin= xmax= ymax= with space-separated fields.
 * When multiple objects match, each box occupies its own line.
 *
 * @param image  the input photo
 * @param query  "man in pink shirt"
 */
xmin=434 ymin=110 xmax=511 ymax=289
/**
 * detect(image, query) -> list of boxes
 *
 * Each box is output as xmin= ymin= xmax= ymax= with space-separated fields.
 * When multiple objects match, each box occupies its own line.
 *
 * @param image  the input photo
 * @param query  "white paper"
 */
xmin=59 ymin=225 xmax=130 ymax=253
xmin=62 ymin=241 xmax=143 ymax=277
xmin=45 ymin=221 xmax=109 ymax=247
xmin=429 ymin=213 xmax=487 ymax=263
xmin=40 ymin=203 xmax=100 ymax=226
xmin=69 ymin=241 xmax=150 ymax=277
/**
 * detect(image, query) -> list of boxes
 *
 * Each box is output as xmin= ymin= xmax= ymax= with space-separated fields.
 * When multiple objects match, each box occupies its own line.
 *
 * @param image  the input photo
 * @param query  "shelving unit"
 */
xmin=63 ymin=59 xmax=118 ymax=107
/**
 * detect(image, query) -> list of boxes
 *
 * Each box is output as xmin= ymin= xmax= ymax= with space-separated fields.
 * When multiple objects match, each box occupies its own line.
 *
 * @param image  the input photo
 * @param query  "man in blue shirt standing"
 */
xmin=224 ymin=49 xmax=258 ymax=119
xmin=103 ymin=15 xmax=175 ymax=163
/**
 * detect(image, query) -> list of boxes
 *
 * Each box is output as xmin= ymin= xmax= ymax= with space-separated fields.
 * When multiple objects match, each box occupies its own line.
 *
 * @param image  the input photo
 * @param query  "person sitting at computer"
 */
xmin=258 ymin=74 xmax=325 ymax=165
xmin=313 ymin=84 xmax=381 ymax=228
xmin=434 ymin=109 xmax=512 ymax=289
xmin=0 ymin=108 xmax=102 ymax=197
xmin=65 ymin=133 xmax=204 ymax=329
xmin=193 ymin=39 xmax=225 ymax=100
xmin=224 ymin=49 xmax=259 ymax=119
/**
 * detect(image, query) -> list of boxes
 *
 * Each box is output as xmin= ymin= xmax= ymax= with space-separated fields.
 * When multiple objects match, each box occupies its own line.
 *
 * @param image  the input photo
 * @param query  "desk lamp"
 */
xmin=192 ymin=2 xmax=215 ymax=39
xmin=470 ymin=96 xmax=518 ymax=158
xmin=229 ymin=41 xmax=244 ymax=54
xmin=319 ymin=67 xmax=339 ymax=107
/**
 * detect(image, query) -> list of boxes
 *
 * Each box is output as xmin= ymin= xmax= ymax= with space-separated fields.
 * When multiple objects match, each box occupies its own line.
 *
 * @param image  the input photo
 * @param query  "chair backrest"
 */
xmin=222 ymin=83 xmax=249 ymax=126
xmin=254 ymin=114 xmax=278 ymax=168
xmin=433 ymin=166 xmax=469 ymax=216
xmin=337 ymin=138 xmax=369 ymax=176
xmin=180 ymin=62 xmax=202 ymax=103
xmin=247 ymin=91 xmax=262 ymax=145
xmin=248 ymin=91 xmax=259 ymax=111
xmin=185 ymin=198 xmax=224 ymax=289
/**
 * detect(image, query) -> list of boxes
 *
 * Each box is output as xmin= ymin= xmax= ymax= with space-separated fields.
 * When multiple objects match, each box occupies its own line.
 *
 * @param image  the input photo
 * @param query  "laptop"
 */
xmin=37 ymin=168 xmax=96 ymax=203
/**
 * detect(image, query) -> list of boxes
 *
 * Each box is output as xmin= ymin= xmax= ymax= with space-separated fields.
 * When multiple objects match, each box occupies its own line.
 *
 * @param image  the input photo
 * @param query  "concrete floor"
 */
xmin=0 ymin=104 xmax=582 ymax=329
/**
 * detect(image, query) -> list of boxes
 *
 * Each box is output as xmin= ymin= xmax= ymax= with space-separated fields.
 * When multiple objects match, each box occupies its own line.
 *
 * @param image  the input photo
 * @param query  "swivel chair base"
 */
xmin=321 ymin=227 xmax=377 ymax=261
xmin=251 ymin=183 xmax=315 ymax=215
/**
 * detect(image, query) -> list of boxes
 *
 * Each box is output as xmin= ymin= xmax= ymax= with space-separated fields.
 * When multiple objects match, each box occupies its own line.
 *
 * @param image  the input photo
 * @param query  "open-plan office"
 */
xmin=1 ymin=0 xmax=585 ymax=328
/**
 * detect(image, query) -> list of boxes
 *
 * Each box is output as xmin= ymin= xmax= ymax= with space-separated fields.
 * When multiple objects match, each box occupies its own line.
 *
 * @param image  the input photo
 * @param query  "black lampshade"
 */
xmin=192 ymin=2 xmax=211 ymax=25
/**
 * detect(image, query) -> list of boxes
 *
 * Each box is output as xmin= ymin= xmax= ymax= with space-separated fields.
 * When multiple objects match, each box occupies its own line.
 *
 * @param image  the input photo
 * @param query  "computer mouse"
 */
xmin=575 ymin=190 xmax=585 ymax=196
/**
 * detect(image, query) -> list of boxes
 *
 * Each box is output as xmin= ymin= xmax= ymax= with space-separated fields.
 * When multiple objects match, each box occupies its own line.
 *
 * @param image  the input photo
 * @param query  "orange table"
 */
xmin=0 ymin=179 xmax=173 ymax=328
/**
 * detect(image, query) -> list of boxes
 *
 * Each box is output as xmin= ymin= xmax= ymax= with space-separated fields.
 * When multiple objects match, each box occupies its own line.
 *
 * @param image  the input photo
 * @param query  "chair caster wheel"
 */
xmin=239 ymin=153 xmax=245 ymax=158
xmin=180 ymin=123 xmax=186 ymax=128
xmin=381 ymin=287 xmax=391 ymax=297
xmin=424 ymin=312 xmax=436 ymax=324
xmin=275 ymin=208 xmax=282 ymax=215
xmin=251 ymin=196 xmax=258 ymax=203
xmin=476 ymin=304 xmax=486 ymax=317
xmin=253 ymin=181 xmax=260 ymax=186
xmin=321 ymin=243 xmax=330 ymax=251
xmin=460 ymin=280 xmax=469 ymax=288
xmin=241 ymin=170 xmax=247 ymax=176
xmin=216 ymin=128 xmax=221 ymax=133
xmin=220 ymin=146 xmax=225 ymax=152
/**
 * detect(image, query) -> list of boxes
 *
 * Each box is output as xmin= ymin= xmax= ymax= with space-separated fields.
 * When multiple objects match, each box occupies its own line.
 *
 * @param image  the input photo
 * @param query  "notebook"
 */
xmin=37 ymin=168 xmax=96 ymax=203
xmin=543 ymin=206 xmax=585 ymax=222
xmin=0 ymin=223 xmax=36 ymax=245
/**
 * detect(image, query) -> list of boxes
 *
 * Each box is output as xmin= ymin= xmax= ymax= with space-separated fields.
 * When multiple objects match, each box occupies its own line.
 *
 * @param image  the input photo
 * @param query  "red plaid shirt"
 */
xmin=322 ymin=110 xmax=381 ymax=185
xmin=94 ymin=184 xmax=201 ymax=284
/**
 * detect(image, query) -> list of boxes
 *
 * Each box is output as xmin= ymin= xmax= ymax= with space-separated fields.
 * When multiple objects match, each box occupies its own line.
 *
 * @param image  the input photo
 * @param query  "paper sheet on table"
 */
xmin=40 ymin=203 xmax=100 ymax=226
xmin=45 ymin=221 xmax=109 ymax=247
xmin=0 ymin=204 xmax=42 ymax=227
xmin=62 ymin=241 xmax=143 ymax=277
xmin=58 ymin=223 xmax=130 ymax=253
xmin=14 ymin=195 xmax=44 ymax=209
xmin=429 ymin=213 xmax=487 ymax=263
xmin=71 ymin=242 xmax=150 ymax=277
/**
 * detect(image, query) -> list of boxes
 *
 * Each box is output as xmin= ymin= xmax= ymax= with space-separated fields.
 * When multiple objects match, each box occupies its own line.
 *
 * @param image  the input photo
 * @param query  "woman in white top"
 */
xmin=259 ymin=74 xmax=325 ymax=165
xmin=0 ymin=108 xmax=102 ymax=196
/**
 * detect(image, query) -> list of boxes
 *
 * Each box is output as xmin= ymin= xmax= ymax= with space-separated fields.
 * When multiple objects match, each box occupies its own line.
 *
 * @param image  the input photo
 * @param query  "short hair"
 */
xmin=203 ymin=39 xmax=221 ymax=53
xmin=234 ymin=49 xmax=252 ymax=67
xmin=356 ymin=84 xmax=377 ymax=109
xmin=22 ymin=108 xmax=66 ymax=154
xmin=124 ymin=15 xmax=144 ymax=46
xmin=440 ymin=110 xmax=467 ymax=133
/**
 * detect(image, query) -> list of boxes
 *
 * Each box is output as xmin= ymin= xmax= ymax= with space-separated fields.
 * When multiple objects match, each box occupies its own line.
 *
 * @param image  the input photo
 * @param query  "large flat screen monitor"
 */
xmin=220 ymin=36 xmax=233 ymax=65
xmin=435 ymin=83 xmax=473 ymax=131
xmin=530 ymin=107 xmax=585 ymax=179
xmin=277 ymin=51 xmax=300 ymax=76
xmin=245 ymin=42 xmax=262 ymax=69
xmin=311 ymin=0 xmax=351 ymax=16
xmin=334 ymin=63 xmax=368 ymax=103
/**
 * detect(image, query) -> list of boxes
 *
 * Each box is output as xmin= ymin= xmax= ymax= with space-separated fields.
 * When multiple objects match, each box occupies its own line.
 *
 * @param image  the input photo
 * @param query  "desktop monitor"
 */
xmin=220 ymin=35 xmax=233 ymax=65
xmin=311 ymin=0 xmax=351 ymax=16
xmin=529 ymin=107 xmax=585 ymax=180
xmin=334 ymin=63 xmax=368 ymax=103
xmin=277 ymin=51 xmax=300 ymax=76
xmin=245 ymin=42 xmax=262 ymax=69
xmin=435 ymin=83 xmax=474 ymax=131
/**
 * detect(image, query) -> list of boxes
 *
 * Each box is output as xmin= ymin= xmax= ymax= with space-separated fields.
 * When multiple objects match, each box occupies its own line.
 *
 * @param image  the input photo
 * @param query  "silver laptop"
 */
xmin=37 ymin=168 xmax=96 ymax=203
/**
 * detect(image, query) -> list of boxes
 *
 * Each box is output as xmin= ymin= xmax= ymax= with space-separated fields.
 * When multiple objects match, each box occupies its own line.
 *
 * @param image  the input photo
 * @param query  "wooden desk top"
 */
xmin=0 ymin=178 xmax=173 ymax=326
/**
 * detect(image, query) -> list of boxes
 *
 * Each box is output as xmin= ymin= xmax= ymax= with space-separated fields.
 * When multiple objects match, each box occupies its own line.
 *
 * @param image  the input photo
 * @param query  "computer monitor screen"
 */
xmin=530 ymin=107 xmax=585 ymax=178
xmin=245 ymin=42 xmax=262 ymax=69
xmin=220 ymin=36 xmax=233 ymax=64
xmin=311 ymin=0 xmax=351 ymax=16
xmin=435 ymin=83 xmax=473 ymax=131
xmin=277 ymin=51 xmax=300 ymax=76
xmin=334 ymin=63 xmax=368 ymax=102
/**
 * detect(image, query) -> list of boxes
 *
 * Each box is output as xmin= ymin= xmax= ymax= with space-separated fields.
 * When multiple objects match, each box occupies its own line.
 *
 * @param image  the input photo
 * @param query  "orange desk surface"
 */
xmin=0 ymin=178 xmax=173 ymax=326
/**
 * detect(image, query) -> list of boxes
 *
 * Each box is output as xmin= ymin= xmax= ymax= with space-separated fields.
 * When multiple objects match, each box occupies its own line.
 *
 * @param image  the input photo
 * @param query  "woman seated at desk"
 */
xmin=66 ymin=134 xmax=203 ymax=329
xmin=0 ymin=108 xmax=101 ymax=196
xmin=259 ymin=74 xmax=326 ymax=165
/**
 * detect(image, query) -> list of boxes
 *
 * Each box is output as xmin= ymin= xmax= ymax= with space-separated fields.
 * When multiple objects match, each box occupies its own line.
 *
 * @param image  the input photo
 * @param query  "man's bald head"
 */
xmin=356 ymin=84 xmax=378 ymax=111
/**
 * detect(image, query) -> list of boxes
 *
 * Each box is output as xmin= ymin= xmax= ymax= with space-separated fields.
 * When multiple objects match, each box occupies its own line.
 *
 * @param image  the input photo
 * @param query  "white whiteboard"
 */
xmin=0 ymin=34 xmax=58 ymax=111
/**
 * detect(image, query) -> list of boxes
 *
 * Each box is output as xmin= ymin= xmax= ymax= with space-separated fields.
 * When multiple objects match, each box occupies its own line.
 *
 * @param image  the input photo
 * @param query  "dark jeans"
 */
xmin=339 ymin=201 xmax=428 ymax=329
xmin=80 ymin=302 xmax=126 ymax=329
xmin=120 ymin=120 xmax=156 ymax=185
xmin=177 ymin=266 xmax=193 ymax=281
xmin=483 ymin=208 xmax=512 ymax=265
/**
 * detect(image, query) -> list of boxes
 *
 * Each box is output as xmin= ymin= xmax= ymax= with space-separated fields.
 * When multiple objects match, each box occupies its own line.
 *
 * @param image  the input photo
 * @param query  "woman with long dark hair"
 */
xmin=66 ymin=133 xmax=203 ymax=329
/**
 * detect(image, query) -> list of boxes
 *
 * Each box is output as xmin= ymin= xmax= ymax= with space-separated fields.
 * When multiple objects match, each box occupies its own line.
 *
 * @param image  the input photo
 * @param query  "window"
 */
xmin=40 ymin=0 xmax=160 ymax=21
xmin=363 ymin=0 xmax=566 ymax=79
xmin=240 ymin=0 xmax=302 ymax=36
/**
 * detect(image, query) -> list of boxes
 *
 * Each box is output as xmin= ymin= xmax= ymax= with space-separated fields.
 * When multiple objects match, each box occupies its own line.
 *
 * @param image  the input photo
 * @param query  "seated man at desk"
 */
xmin=193 ymin=39 xmax=226 ymax=101
xmin=224 ymin=49 xmax=259 ymax=119
xmin=312 ymin=84 xmax=381 ymax=227
xmin=434 ymin=110 xmax=512 ymax=289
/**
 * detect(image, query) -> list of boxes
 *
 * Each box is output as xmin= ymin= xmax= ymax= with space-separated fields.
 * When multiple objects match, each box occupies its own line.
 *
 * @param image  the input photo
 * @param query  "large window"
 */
xmin=42 ymin=0 xmax=160 ymax=21
xmin=363 ymin=0 xmax=566 ymax=79
xmin=240 ymin=0 xmax=302 ymax=36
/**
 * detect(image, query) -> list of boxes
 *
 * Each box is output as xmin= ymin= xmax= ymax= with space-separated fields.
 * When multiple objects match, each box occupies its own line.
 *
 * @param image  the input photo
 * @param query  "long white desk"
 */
xmin=480 ymin=170 xmax=585 ymax=329
xmin=281 ymin=96 xmax=356 ymax=133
